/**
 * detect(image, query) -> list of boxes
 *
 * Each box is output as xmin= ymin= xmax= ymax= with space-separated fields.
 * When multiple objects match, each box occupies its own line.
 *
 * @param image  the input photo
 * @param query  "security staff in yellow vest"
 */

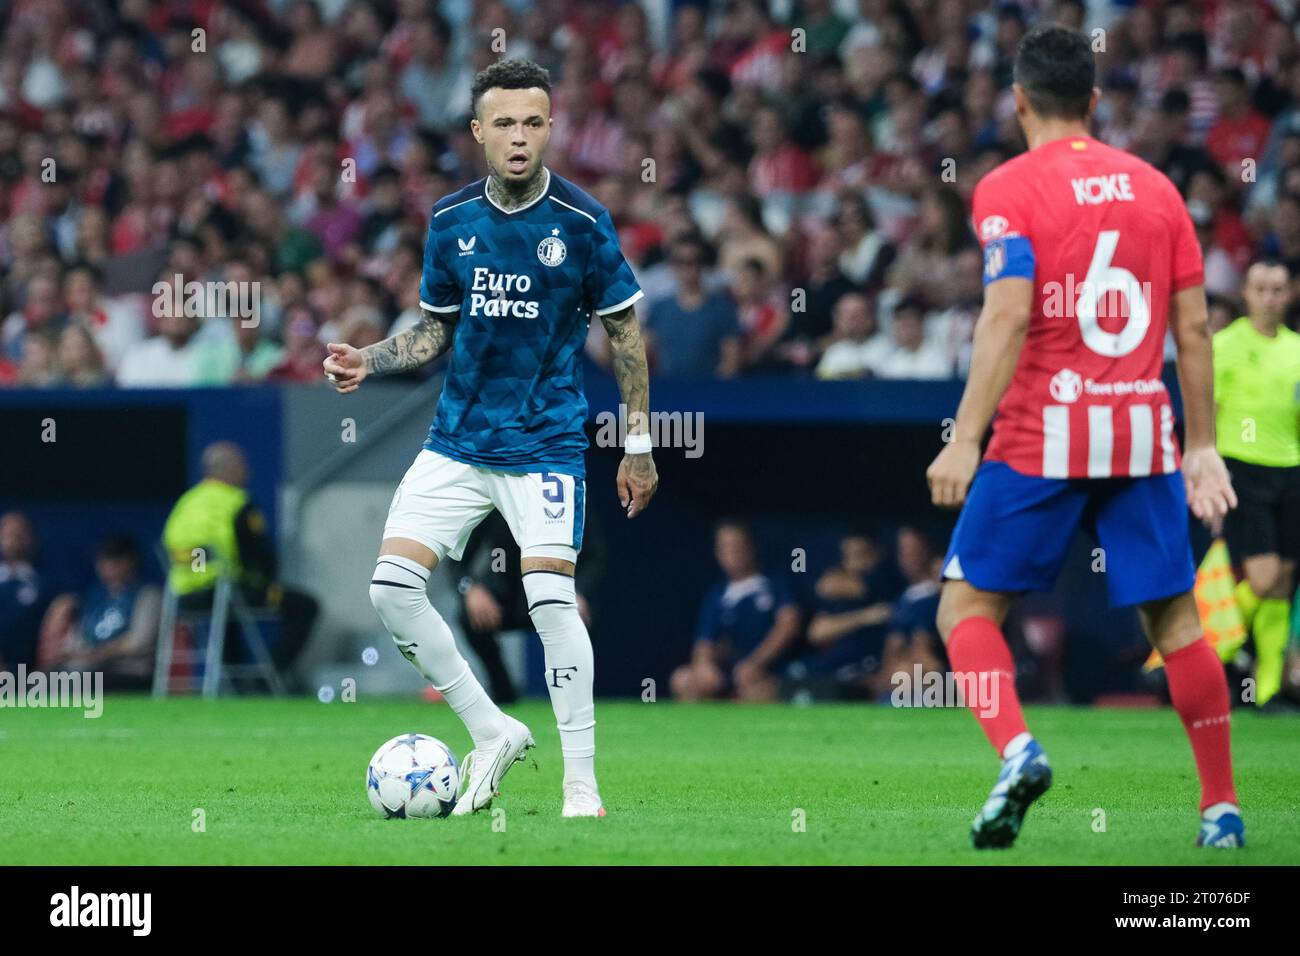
xmin=164 ymin=442 xmax=316 ymax=681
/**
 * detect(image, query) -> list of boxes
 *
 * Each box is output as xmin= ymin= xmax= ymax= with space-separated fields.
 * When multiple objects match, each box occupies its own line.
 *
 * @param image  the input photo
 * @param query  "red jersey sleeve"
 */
xmin=1169 ymin=189 xmax=1205 ymax=292
xmin=971 ymin=174 xmax=1035 ymax=284
xmin=971 ymin=174 xmax=1034 ymax=245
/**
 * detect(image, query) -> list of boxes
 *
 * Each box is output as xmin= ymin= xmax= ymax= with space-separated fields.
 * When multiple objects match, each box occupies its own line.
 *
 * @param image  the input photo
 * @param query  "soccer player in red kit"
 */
xmin=927 ymin=26 xmax=1244 ymax=849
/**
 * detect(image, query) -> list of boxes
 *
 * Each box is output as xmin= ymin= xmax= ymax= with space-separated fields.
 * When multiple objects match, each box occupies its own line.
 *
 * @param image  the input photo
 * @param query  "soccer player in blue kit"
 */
xmin=324 ymin=60 xmax=657 ymax=818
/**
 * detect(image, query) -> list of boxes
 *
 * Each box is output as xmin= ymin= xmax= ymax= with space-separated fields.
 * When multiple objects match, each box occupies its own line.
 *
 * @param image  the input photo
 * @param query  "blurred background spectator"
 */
xmin=0 ymin=511 xmax=46 ymax=670
xmin=787 ymin=527 xmax=904 ymax=699
xmin=163 ymin=441 xmax=318 ymax=686
xmin=2 ymin=0 xmax=1295 ymax=393
xmin=37 ymin=532 xmax=160 ymax=689
xmin=670 ymin=519 xmax=802 ymax=701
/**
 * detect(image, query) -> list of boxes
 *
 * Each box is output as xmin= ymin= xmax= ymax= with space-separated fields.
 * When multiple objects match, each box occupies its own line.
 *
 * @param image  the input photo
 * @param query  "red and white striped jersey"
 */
xmin=973 ymin=135 xmax=1205 ymax=479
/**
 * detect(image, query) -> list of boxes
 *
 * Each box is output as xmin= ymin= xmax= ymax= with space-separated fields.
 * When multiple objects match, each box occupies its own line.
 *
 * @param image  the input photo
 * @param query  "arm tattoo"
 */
xmin=361 ymin=309 xmax=455 ymax=376
xmin=600 ymin=304 xmax=651 ymax=434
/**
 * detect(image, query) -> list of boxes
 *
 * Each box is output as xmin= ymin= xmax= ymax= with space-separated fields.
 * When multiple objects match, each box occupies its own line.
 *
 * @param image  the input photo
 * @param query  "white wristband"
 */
xmin=625 ymin=433 xmax=653 ymax=455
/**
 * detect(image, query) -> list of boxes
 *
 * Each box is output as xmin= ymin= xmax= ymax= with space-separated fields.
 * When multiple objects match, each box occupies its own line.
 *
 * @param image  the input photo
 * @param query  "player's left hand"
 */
xmin=1182 ymin=445 xmax=1237 ymax=526
xmin=926 ymin=438 xmax=982 ymax=509
xmin=617 ymin=452 xmax=658 ymax=518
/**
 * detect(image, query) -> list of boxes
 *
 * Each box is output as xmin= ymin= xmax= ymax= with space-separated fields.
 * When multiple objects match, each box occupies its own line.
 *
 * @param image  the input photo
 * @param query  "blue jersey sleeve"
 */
xmin=586 ymin=211 xmax=644 ymax=316
xmin=419 ymin=217 xmax=462 ymax=315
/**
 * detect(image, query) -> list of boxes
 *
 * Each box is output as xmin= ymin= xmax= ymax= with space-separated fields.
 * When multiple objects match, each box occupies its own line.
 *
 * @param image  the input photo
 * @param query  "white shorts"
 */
xmin=382 ymin=449 xmax=585 ymax=563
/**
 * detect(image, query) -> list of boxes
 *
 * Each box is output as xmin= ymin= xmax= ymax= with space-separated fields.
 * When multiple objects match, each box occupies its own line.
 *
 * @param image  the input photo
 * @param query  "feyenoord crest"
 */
xmin=537 ymin=229 xmax=566 ymax=267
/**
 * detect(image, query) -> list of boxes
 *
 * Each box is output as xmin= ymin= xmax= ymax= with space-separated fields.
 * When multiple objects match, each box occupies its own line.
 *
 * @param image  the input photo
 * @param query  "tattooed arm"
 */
xmin=323 ymin=309 xmax=455 ymax=393
xmin=600 ymin=303 xmax=659 ymax=518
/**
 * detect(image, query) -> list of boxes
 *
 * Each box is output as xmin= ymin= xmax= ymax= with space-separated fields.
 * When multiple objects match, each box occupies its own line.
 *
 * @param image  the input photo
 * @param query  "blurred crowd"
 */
xmin=2 ymin=0 xmax=1300 ymax=390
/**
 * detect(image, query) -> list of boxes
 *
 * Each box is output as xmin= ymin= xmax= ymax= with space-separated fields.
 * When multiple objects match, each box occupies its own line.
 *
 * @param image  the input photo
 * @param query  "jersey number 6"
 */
xmin=1075 ymin=230 xmax=1151 ymax=358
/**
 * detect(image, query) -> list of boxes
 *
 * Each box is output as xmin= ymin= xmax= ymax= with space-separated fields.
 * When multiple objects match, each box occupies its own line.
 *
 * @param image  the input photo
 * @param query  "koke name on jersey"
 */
xmin=1071 ymin=173 xmax=1135 ymax=205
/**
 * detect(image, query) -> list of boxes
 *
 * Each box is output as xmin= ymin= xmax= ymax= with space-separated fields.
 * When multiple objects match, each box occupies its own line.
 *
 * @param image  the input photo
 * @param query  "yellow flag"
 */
xmin=1144 ymin=539 xmax=1245 ymax=671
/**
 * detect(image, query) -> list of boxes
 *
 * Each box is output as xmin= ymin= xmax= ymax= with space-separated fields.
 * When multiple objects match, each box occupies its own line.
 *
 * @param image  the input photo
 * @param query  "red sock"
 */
xmin=1163 ymin=638 xmax=1237 ymax=811
xmin=947 ymin=616 xmax=1028 ymax=756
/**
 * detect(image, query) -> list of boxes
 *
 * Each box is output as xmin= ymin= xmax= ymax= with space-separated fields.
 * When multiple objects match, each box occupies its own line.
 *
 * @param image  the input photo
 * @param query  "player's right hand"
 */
xmin=926 ymin=438 xmax=982 ymax=509
xmin=323 ymin=343 xmax=367 ymax=393
xmin=1182 ymin=445 xmax=1237 ymax=526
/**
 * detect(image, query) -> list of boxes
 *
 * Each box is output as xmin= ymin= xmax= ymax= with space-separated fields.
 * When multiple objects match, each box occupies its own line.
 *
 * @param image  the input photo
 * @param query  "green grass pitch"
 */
xmin=1 ymin=696 xmax=1297 ymax=865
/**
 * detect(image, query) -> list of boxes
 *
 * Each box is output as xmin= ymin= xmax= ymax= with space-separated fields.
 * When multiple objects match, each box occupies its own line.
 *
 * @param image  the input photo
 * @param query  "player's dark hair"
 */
xmin=470 ymin=58 xmax=552 ymax=119
xmin=1013 ymin=25 xmax=1095 ymax=121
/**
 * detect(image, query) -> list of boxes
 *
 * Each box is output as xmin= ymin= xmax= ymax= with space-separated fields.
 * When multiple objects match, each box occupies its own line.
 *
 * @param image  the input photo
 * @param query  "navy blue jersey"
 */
xmin=696 ymin=573 xmax=799 ymax=660
xmin=419 ymin=167 xmax=643 ymax=478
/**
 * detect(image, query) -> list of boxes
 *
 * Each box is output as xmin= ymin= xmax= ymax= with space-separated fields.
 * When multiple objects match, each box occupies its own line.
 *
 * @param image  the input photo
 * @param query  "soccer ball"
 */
xmin=366 ymin=733 xmax=460 ymax=818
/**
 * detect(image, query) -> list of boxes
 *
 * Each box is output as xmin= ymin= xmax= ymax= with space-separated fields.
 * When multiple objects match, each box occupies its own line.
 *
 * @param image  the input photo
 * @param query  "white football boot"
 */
xmin=451 ymin=715 xmax=534 ymax=816
xmin=562 ymin=779 xmax=606 ymax=818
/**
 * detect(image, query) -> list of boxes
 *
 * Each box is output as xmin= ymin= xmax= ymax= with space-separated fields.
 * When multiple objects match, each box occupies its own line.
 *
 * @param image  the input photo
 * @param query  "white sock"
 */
xmin=1002 ymin=731 xmax=1033 ymax=760
xmin=1202 ymin=801 xmax=1239 ymax=821
xmin=523 ymin=570 xmax=596 ymax=787
xmin=370 ymin=555 xmax=506 ymax=747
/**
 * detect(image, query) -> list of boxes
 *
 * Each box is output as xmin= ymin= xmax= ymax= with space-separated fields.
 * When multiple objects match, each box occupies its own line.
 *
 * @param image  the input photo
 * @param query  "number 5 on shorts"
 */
xmin=540 ymin=471 xmax=565 ymax=503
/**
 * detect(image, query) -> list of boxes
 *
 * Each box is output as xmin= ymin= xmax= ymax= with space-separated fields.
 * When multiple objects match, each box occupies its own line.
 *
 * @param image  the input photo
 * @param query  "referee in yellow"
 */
xmin=1214 ymin=259 xmax=1300 ymax=706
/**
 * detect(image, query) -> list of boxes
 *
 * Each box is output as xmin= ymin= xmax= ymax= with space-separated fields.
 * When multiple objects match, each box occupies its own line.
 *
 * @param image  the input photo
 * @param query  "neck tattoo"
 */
xmin=487 ymin=168 xmax=546 ymax=210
